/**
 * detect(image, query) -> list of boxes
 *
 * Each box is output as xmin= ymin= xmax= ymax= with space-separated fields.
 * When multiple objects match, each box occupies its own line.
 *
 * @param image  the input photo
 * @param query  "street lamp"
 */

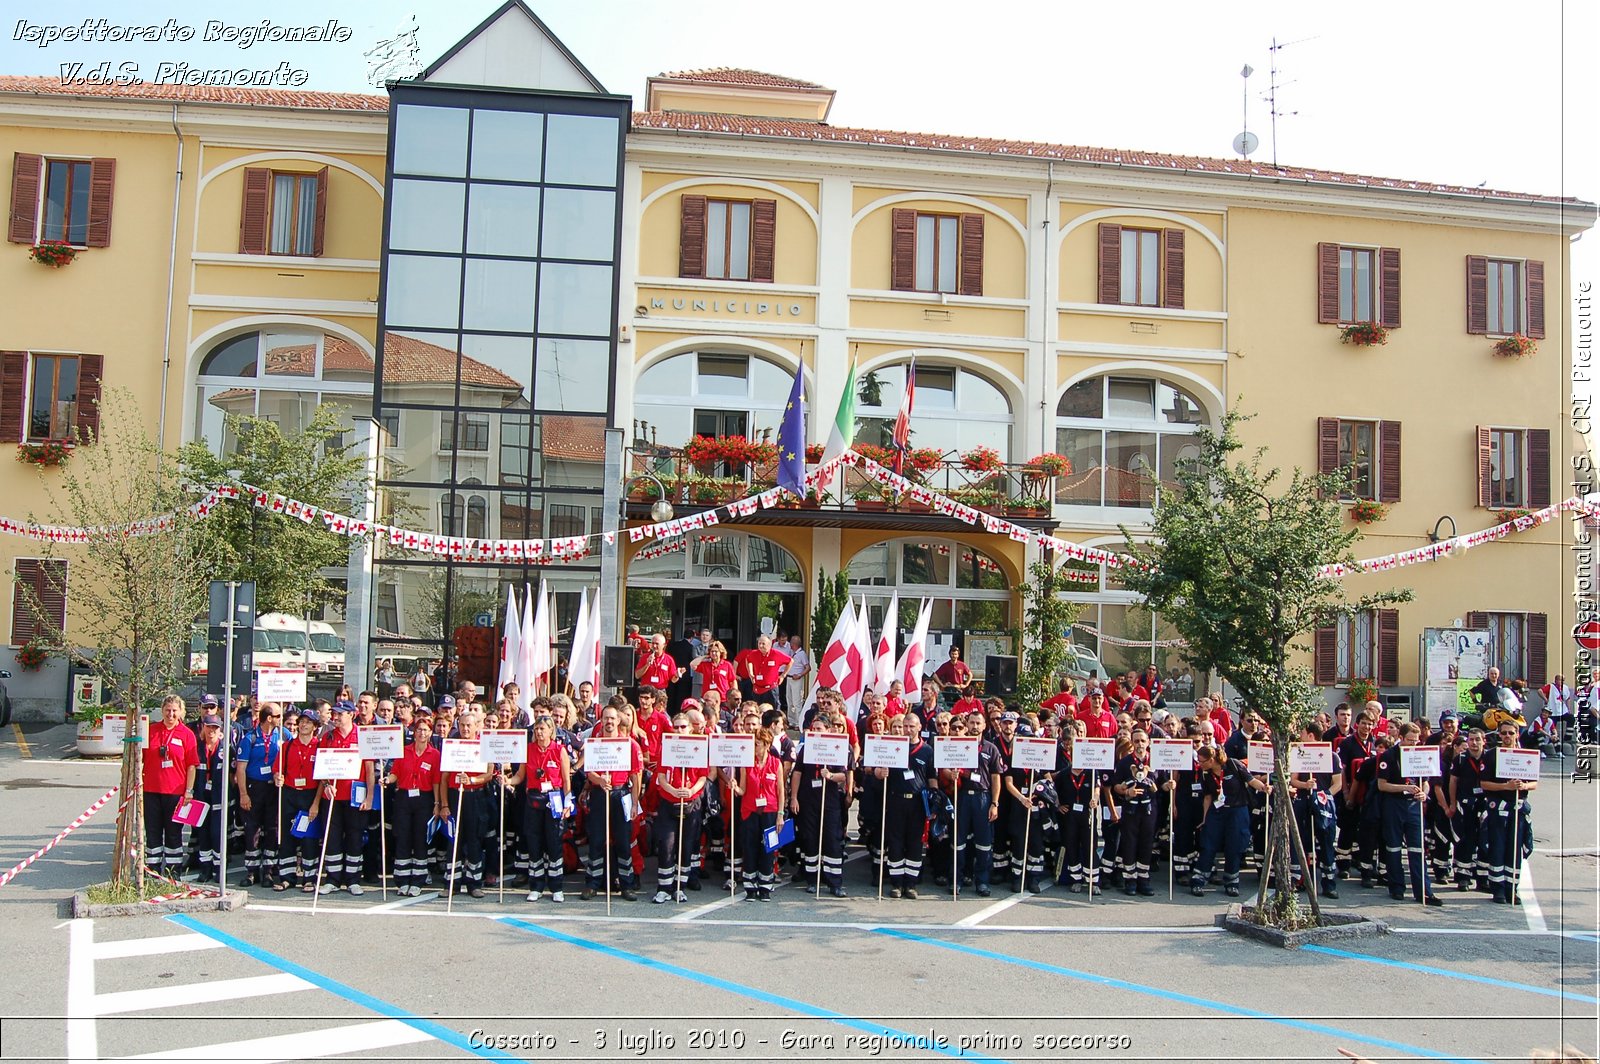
xmin=628 ymin=472 xmax=674 ymax=523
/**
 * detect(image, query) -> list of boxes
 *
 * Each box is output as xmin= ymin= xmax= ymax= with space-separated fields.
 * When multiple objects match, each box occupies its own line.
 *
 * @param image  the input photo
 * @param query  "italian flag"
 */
xmin=819 ymin=356 xmax=858 ymax=465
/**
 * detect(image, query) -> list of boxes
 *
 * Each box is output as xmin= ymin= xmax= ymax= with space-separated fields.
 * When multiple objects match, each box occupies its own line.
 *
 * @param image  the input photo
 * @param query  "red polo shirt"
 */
xmin=735 ymin=648 xmax=791 ymax=695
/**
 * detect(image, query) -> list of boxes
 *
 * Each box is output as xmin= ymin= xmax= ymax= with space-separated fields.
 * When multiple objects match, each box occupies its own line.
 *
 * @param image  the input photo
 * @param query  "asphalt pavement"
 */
xmin=1 ymin=720 xmax=1594 ymax=1064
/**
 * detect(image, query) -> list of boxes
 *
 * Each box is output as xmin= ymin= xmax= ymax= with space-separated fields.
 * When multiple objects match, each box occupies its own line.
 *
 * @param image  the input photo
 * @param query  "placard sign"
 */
xmin=1495 ymin=748 xmax=1541 ymax=782
xmin=863 ymin=734 xmax=910 ymax=769
xmin=1012 ymin=736 xmax=1058 ymax=772
xmin=357 ymin=724 xmax=403 ymax=760
xmin=313 ymin=748 xmax=363 ymax=781
xmin=934 ymin=735 xmax=979 ymax=770
xmin=440 ymin=737 xmax=487 ymax=773
xmin=661 ymin=734 xmax=709 ymax=769
xmin=1289 ymin=742 xmax=1334 ymax=774
xmin=102 ymin=713 xmax=151 ymax=747
xmin=1247 ymin=741 xmax=1276 ymax=775
xmin=1400 ymin=745 xmax=1441 ymax=777
xmin=256 ymin=667 xmax=307 ymax=703
xmin=480 ymin=729 xmax=528 ymax=764
xmin=709 ymin=734 xmax=755 ymax=769
xmin=583 ymin=737 xmax=634 ymax=774
xmin=802 ymin=733 xmax=850 ymax=765
xmin=1072 ymin=736 xmax=1115 ymax=771
xmin=1150 ymin=738 xmax=1194 ymax=771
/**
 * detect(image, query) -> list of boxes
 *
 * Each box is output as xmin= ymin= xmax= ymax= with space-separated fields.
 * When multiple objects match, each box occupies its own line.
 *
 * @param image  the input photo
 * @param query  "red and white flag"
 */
xmin=872 ymin=591 xmax=899 ymax=696
xmin=842 ymin=595 xmax=873 ymax=719
xmin=896 ymin=598 xmax=933 ymax=691
xmin=496 ymin=584 xmax=520 ymax=701
xmin=891 ymin=358 xmax=916 ymax=476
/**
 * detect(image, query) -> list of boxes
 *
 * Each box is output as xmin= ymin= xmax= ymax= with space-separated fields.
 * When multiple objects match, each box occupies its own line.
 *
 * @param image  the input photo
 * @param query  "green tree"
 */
xmin=1118 ymin=410 xmax=1409 ymax=927
xmin=810 ymin=567 xmax=851 ymax=661
xmin=16 ymin=389 xmax=212 ymax=889
xmin=178 ymin=403 xmax=370 ymax=615
xmin=1016 ymin=559 xmax=1085 ymax=705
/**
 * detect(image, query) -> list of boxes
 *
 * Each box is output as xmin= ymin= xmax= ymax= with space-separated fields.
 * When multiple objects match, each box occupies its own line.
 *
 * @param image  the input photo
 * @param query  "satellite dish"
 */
xmin=1232 ymin=131 xmax=1259 ymax=158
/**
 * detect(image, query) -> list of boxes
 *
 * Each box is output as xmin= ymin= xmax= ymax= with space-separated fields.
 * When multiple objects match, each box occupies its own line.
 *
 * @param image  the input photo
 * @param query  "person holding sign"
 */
xmin=142 ymin=694 xmax=200 ymax=880
xmin=275 ymin=708 xmax=323 ymax=891
xmin=1055 ymin=724 xmax=1098 ymax=893
xmin=384 ymin=715 xmax=441 ymax=897
xmin=734 ymin=725 xmax=785 ymax=900
xmin=1190 ymin=745 xmax=1264 ymax=897
xmin=876 ymin=714 xmax=933 ymax=899
xmin=581 ymin=708 xmax=644 ymax=901
xmin=1375 ymin=721 xmax=1443 ymax=906
xmin=1449 ymin=728 xmax=1492 ymax=892
xmin=1336 ymin=711 xmax=1381 ymax=887
xmin=1289 ymin=724 xmax=1342 ymax=900
xmin=1112 ymin=729 xmax=1173 ymax=897
xmin=443 ymin=712 xmax=492 ymax=899
xmin=189 ymin=715 xmax=229 ymax=884
xmin=791 ymin=717 xmax=851 ymax=897
xmin=945 ymin=710 xmax=1003 ymax=897
xmin=1483 ymin=722 xmax=1538 ymax=905
xmin=318 ymin=703 xmax=374 ymax=896
xmin=652 ymin=715 xmax=709 ymax=904
xmin=509 ymin=715 xmax=571 ymax=903
xmin=1003 ymin=720 xmax=1057 ymax=894
xmin=235 ymin=701 xmax=288 ymax=889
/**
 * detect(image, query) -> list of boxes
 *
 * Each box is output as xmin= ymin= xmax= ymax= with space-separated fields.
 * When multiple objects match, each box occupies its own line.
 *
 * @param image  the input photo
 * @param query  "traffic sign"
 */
xmin=1575 ymin=620 xmax=1600 ymax=651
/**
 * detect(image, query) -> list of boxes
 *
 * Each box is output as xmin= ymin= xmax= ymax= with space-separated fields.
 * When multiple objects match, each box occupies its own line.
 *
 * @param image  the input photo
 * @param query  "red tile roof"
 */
xmin=541 ymin=415 xmax=606 ymax=463
xmin=0 ymin=74 xmax=387 ymax=111
xmin=656 ymin=68 xmax=826 ymax=90
xmin=381 ymin=333 xmax=521 ymax=390
xmin=631 ymin=110 xmax=1577 ymax=205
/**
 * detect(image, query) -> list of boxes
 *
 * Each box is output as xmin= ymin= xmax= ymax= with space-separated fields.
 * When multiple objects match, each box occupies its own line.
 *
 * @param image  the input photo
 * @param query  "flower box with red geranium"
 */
xmin=1024 ymin=453 xmax=1071 ymax=477
xmin=1345 ymin=677 xmax=1379 ymax=704
xmin=960 ymin=445 xmax=1004 ymax=473
xmin=1348 ymin=499 xmax=1387 ymax=524
xmin=850 ymin=442 xmax=896 ymax=467
xmin=805 ymin=443 xmax=824 ymax=463
xmin=16 ymin=640 xmax=49 ymax=670
xmin=1493 ymin=334 xmax=1537 ymax=359
xmin=1339 ymin=322 xmax=1388 ymax=347
xmin=29 ymin=241 xmax=77 ymax=268
xmin=906 ymin=447 xmax=944 ymax=475
xmin=684 ymin=435 xmax=777 ymax=468
xmin=16 ymin=441 xmax=71 ymax=467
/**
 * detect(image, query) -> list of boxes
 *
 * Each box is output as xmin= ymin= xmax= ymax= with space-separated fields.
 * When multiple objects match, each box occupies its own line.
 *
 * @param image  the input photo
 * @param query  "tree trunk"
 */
xmin=1252 ymin=801 xmax=1277 ymax=912
xmin=1281 ymin=773 xmax=1323 ymax=923
xmin=1269 ymin=782 xmax=1295 ymax=911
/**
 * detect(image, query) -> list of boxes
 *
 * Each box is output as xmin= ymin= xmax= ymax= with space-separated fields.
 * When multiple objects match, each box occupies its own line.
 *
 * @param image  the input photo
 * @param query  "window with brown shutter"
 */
xmin=1527 ymin=428 xmax=1550 ymax=508
xmin=1376 ymin=608 xmax=1399 ymax=687
xmin=678 ymin=194 xmax=707 ymax=279
xmin=958 ymin=212 xmax=984 ymax=297
xmin=1377 ymin=420 xmax=1401 ymax=503
xmin=1526 ymin=612 xmax=1548 ymax=686
xmin=694 ymin=198 xmax=775 ymax=282
xmin=1481 ymin=426 xmax=1549 ymax=509
xmin=1316 ymin=416 xmax=1340 ymax=496
xmin=1333 ymin=609 xmax=1385 ymax=685
xmin=894 ymin=211 xmax=966 ymax=295
xmin=1465 ymin=256 xmax=1489 ymax=334
xmin=1097 ymin=226 xmax=1185 ymax=308
xmin=750 ymin=198 xmax=776 ymax=284
xmin=1378 ymin=247 xmax=1401 ymax=328
xmin=1314 ymin=623 xmax=1337 ymax=686
xmin=10 ymin=558 xmax=66 ymax=647
xmin=1525 ymin=260 xmax=1545 ymax=339
xmin=1475 ymin=426 xmax=1493 ymax=507
xmin=26 ymin=354 xmax=83 ymax=442
xmin=8 ymin=153 xmax=43 ymax=244
xmin=85 ymin=158 xmax=114 ymax=248
xmin=239 ymin=167 xmax=271 ymax=255
xmin=1315 ymin=243 xmax=1341 ymax=323
xmin=1098 ymin=223 xmax=1122 ymax=305
xmin=75 ymin=354 xmax=103 ymax=443
xmin=0 ymin=352 xmax=26 ymax=444
xmin=1162 ymin=229 xmax=1185 ymax=309
xmin=310 ymin=165 xmax=328 ymax=258
xmin=1474 ymin=611 xmax=1543 ymax=684
xmin=1318 ymin=417 xmax=1394 ymax=501
xmin=1318 ymin=243 xmax=1399 ymax=326
xmin=1470 ymin=256 xmax=1544 ymax=338
xmin=890 ymin=208 xmax=916 ymax=291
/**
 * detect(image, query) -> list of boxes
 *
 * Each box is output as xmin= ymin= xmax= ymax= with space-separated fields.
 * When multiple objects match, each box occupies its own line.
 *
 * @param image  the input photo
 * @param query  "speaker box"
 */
xmin=602 ymin=645 xmax=637 ymax=689
xmin=984 ymin=654 xmax=1019 ymax=699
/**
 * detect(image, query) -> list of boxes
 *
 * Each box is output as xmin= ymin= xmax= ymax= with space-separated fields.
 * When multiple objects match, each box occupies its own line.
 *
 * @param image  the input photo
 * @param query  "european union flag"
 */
xmin=777 ymin=367 xmax=806 ymax=496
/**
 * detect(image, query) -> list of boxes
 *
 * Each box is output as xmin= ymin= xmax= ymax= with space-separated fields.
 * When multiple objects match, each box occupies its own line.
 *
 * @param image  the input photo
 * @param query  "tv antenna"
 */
xmin=1265 ymin=35 xmax=1315 ymax=167
xmin=1231 ymin=64 xmax=1258 ymax=158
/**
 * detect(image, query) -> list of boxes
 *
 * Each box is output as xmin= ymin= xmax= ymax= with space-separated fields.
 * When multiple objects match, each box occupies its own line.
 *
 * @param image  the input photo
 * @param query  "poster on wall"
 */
xmin=1422 ymin=628 xmax=1490 ymax=724
xmin=965 ymin=632 xmax=1013 ymax=680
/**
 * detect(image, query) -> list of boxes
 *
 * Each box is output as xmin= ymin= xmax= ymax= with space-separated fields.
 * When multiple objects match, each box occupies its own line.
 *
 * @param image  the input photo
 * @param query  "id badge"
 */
xmin=161 ymin=759 xmax=174 ymax=769
xmin=406 ymin=788 xmax=421 ymax=798
xmin=902 ymin=770 xmax=916 ymax=782
xmin=350 ymin=783 xmax=367 ymax=805
xmin=1191 ymin=783 xmax=1202 ymax=794
xmin=811 ymin=779 xmax=822 ymax=788
xmin=293 ymin=778 xmax=307 ymax=788
xmin=1215 ymin=794 xmax=1227 ymax=808
xmin=1100 ymin=806 xmax=1113 ymax=821
xmin=756 ymin=796 xmax=768 ymax=808
xmin=1072 ymin=803 xmax=1084 ymax=812
xmin=540 ymin=781 xmax=552 ymax=792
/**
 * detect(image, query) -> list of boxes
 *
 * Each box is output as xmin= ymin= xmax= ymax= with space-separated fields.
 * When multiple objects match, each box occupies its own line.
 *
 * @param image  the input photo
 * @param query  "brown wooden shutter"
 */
xmin=1527 ymin=428 xmax=1551 ymax=508
xmin=1316 ymin=242 xmax=1341 ymax=323
xmin=1475 ymin=426 xmax=1492 ymax=507
xmin=1525 ymin=260 xmax=1545 ymax=339
xmin=1376 ymin=609 xmax=1400 ymax=688
xmin=1526 ymin=613 xmax=1548 ymax=685
xmin=8 ymin=153 xmax=42 ymax=244
xmin=10 ymin=558 xmax=39 ymax=646
xmin=677 ymin=194 xmax=707 ymax=278
xmin=1313 ymin=624 xmax=1337 ymax=686
xmin=11 ymin=559 xmax=64 ymax=646
xmin=239 ymin=168 xmax=271 ymax=255
xmin=85 ymin=158 xmax=115 ymax=248
xmin=750 ymin=198 xmax=776 ymax=284
xmin=311 ymin=166 xmax=329 ymax=258
xmin=1377 ymin=420 xmax=1401 ymax=503
xmin=1378 ymin=247 xmax=1401 ymax=328
xmin=1097 ymin=223 xmax=1122 ymax=304
xmin=38 ymin=560 xmax=66 ymax=640
xmin=958 ymin=212 xmax=984 ymax=297
xmin=1161 ymin=228 xmax=1185 ymax=309
xmin=0 ymin=351 xmax=26 ymax=444
xmin=890 ymin=208 xmax=917 ymax=291
xmin=1465 ymin=611 xmax=1487 ymax=632
xmin=1316 ymin=417 xmax=1340 ymax=497
xmin=74 ymin=354 xmax=103 ymax=443
xmin=1465 ymin=255 xmax=1488 ymax=334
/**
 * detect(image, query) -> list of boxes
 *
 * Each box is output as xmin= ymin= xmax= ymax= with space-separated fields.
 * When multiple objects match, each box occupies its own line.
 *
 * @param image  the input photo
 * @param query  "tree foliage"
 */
xmin=177 ymin=403 xmax=369 ymax=615
xmin=1016 ymin=559 xmax=1084 ymax=705
xmin=810 ymin=566 xmax=851 ymax=661
xmin=1118 ymin=409 xmax=1410 ymax=925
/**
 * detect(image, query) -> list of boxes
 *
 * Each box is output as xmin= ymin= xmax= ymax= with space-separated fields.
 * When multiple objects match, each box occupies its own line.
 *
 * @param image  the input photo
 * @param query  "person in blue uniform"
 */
xmin=1190 ymin=744 xmax=1265 ymax=897
xmin=1375 ymin=721 xmax=1443 ymax=906
xmin=876 ymin=712 xmax=934 ymax=899
xmin=946 ymin=709 xmax=1003 ymax=897
xmin=1112 ymin=728 xmax=1173 ymax=896
xmin=1289 ymin=722 xmax=1343 ymax=899
xmin=234 ymin=701 xmax=288 ymax=888
xmin=1482 ymin=721 xmax=1537 ymax=904
xmin=790 ymin=715 xmax=852 ymax=897
xmin=1449 ymin=728 xmax=1492 ymax=891
xmin=191 ymin=715 xmax=229 ymax=883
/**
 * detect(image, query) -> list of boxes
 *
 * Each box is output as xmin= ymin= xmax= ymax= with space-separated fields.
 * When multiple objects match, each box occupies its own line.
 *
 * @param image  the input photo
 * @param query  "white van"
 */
xmin=253 ymin=613 xmax=312 ymax=672
xmin=187 ymin=624 xmax=305 ymax=677
xmin=257 ymin=613 xmax=343 ymax=680
xmin=306 ymin=620 xmax=345 ymax=681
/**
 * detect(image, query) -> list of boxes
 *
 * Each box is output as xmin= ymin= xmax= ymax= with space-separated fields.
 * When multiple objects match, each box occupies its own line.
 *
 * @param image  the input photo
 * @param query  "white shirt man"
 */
xmin=1540 ymin=674 xmax=1574 ymax=721
xmin=784 ymin=635 xmax=811 ymax=727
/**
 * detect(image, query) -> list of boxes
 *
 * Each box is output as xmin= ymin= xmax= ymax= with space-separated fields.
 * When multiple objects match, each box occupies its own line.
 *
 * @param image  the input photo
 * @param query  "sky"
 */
xmin=2 ymin=0 xmax=1594 ymax=369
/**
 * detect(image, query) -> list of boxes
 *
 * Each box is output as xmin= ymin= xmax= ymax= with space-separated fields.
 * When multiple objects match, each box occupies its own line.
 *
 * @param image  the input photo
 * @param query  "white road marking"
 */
xmin=66 ymin=919 xmax=96 ymax=1064
xmin=90 ymin=973 xmax=311 ymax=1015
xmin=365 ymin=890 xmax=439 ymax=912
xmin=669 ymin=894 xmax=744 ymax=921
xmin=90 ymin=933 xmax=225 ymax=960
xmin=107 ymin=1019 xmax=433 ymax=1063
xmin=1518 ymin=859 xmax=1548 ymax=933
xmin=955 ymin=894 xmax=1026 ymax=926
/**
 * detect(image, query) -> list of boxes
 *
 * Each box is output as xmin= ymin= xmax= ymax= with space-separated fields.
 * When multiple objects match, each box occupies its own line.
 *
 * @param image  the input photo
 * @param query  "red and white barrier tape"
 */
xmin=0 ymin=785 xmax=123 ymax=887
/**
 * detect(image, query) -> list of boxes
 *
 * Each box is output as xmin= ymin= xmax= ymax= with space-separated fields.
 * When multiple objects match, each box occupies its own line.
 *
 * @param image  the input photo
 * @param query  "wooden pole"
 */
xmin=950 ymin=773 xmax=959 ymax=902
xmin=496 ymin=776 xmax=506 ymax=905
xmin=877 ymin=774 xmax=889 ymax=902
xmin=1088 ymin=770 xmax=1096 ymax=901
xmin=814 ymin=768 xmax=827 ymax=899
xmin=728 ymin=772 xmax=738 ymax=901
xmin=1168 ymin=786 xmax=1175 ymax=900
xmin=379 ymin=772 xmax=389 ymax=902
xmin=604 ymin=786 xmax=613 ymax=917
xmin=446 ymin=780 xmax=464 ymax=914
xmin=311 ymin=798 xmax=333 ymax=914
xmin=676 ymin=784 xmax=687 ymax=904
xmin=1016 ymin=769 xmax=1034 ymax=895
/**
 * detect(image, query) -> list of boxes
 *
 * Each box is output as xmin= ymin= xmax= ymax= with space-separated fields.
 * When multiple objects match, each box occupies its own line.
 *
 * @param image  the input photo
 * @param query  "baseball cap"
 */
xmin=681 ymin=697 xmax=701 ymax=711
xmin=1000 ymin=711 xmax=1020 ymax=722
xmin=1439 ymin=711 xmax=1460 ymax=723
xmin=201 ymin=714 xmax=222 ymax=727
xmin=299 ymin=708 xmax=321 ymax=725
xmin=199 ymin=693 xmax=220 ymax=708
xmin=438 ymin=694 xmax=457 ymax=709
xmin=333 ymin=701 xmax=355 ymax=715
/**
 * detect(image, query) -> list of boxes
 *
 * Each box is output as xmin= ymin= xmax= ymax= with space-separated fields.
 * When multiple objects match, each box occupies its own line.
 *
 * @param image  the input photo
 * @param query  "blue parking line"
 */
xmin=873 ymin=927 xmax=1492 ymax=1064
xmin=498 ymin=916 xmax=1012 ymax=1064
xmin=167 ymin=914 xmax=531 ymax=1062
xmin=1302 ymin=944 xmax=1598 ymax=1003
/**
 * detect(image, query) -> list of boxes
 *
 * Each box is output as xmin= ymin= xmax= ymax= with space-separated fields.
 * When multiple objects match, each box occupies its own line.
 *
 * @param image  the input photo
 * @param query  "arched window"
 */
xmin=634 ymin=352 xmax=802 ymax=449
xmin=854 ymin=362 xmax=1011 ymax=459
xmin=847 ymin=538 xmax=1012 ymax=631
xmin=195 ymin=328 xmax=374 ymax=453
xmin=1053 ymin=375 xmax=1207 ymax=509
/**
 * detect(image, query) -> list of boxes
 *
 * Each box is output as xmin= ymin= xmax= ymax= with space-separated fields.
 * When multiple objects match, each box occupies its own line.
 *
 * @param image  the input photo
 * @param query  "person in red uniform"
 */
xmin=581 ymin=706 xmax=644 ymax=900
xmin=1074 ymin=689 xmax=1118 ymax=739
xmin=693 ymin=641 xmax=739 ymax=702
xmin=635 ymin=633 xmax=681 ymax=692
xmin=1195 ymin=696 xmax=1234 ymax=745
xmin=144 ymin=694 xmax=200 ymax=879
xmin=274 ymin=708 xmax=323 ymax=891
xmin=950 ymin=688 xmax=984 ymax=717
xmin=634 ymin=688 xmax=673 ymax=766
xmin=735 ymin=724 xmax=787 ymax=900
xmin=884 ymin=680 xmax=908 ymax=718
xmin=383 ymin=715 xmax=441 ymax=897
xmin=512 ymin=714 xmax=572 ymax=902
xmin=652 ymin=714 xmax=709 ymax=903
xmin=934 ymin=647 xmax=973 ymax=691
xmin=735 ymin=634 xmax=791 ymax=705
xmin=1040 ymin=678 xmax=1078 ymax=718
xmin=317 ymin=703 xmax=374 ymax=896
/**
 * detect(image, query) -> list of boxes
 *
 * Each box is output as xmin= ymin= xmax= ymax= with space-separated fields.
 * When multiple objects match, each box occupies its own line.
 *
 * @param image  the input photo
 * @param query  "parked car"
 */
xmin=0 ymin=669 xmax=11 ymax=727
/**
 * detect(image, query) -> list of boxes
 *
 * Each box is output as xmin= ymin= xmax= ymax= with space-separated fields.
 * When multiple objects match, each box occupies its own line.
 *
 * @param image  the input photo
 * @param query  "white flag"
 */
xmin=842 ymin=595 xmax=874 ymax=720
xmin=872 ymin=591 xmax=899 ymax=695
xmin=516 ymin=581 xmax=537 ymax=696
xmin=801 ymin=595 xmax=858 ymax=721
xmin=496 ymin=584 xmax=520 ymax=701
xmin=568 ymin=587 xmax=596 ymax=693
xmin=896 ymin=598 xmax=933 ymax=691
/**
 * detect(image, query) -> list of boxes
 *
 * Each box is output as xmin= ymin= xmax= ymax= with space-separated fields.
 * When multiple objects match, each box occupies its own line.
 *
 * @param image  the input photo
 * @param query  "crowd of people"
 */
xmin=139 ymin=649 xmax=1556 ymax=912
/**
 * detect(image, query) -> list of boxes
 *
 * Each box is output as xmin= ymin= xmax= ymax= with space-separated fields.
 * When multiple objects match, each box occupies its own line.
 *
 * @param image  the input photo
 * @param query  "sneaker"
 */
xmin=757 ymin=889 xmax=771 ymax=901
xmin=722 ymin=879 xmax=737 ymax=891
xmin=1190 ymin=885 xmax=1206 ymax=897
xmin=685 ymin=878 xmax=701 ymax=891
xmin=348 ymin=883 xmax=364 ymax=897
xmin=745 ymin=889 xmax=758 ymax=901
xmin=653 ymin=890 xmax=672 ymax=904
xmin=1067 ymin=882 xmax=1083 ymax=894
xmin=581 ymin=887 xmax=596 ymax=900
xmin=526 ymin=890 xmax=542 ymax=902
xmin=1322 ymin=884 xmax=1340 ymax=900
xmin=550 ymin=891 xmax=565 ymax=903
xmin=620 ymin=888 xmax=638 ymax=901
xmin=469 ymin=888 xmax=485 ymax=899
xmin=888 ymin=886 xmax=903 ymax=899
xmin=675 ymin=891 xmax=689 ymax=903
xmin=903 ymin=886 xmax=918 ymax=900
xmin=317 ymin=882 xmax=335 ymax=895
xmin=1224 ymin=885 xmax=1240 ymax=897
xmin=976 ymin=886 xmax=992 ymax=897
xmin=829 ymin=885 xmax=847 ymax=898
xmin=1424 ymin=895 xmax=1444 ymax=907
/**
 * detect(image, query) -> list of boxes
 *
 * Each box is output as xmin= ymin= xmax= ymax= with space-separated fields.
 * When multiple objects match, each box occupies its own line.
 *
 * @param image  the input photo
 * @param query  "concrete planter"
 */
xmin=1214 ymin=902 xmax=1389 ymax=949
xmin=72 ymin=886 xmax=247 ymax=919
xmin=76 ymin=714 xmax=148 ymax=758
